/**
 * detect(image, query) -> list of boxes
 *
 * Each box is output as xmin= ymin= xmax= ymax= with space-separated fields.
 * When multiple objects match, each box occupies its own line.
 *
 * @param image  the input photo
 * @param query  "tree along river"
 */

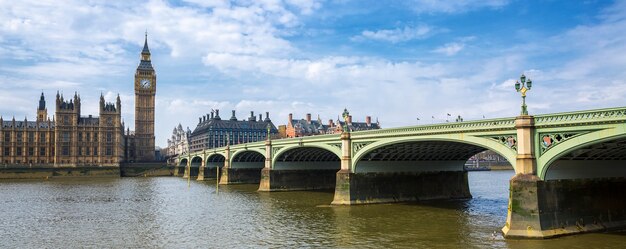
xmin=0 ymin=171 xmax=624 ymax=248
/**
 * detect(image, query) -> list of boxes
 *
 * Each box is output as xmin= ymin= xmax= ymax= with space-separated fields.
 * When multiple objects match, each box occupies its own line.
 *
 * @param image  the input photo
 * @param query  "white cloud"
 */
xmin=353 ymin=25 xmax=434 ymax=43
xmin=433 ymin=42 xmax=464 ymax=56
xmin=407 ymin=0 xmax=509 ymax=14
xmin=1 ymin=0 xmax=626 ymax=148
xmin=182 ymin=0 xmax=231 ymax=9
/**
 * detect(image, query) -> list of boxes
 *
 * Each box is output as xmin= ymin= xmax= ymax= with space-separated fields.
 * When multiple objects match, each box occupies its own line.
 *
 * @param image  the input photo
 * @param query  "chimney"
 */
xmin=249 ymin=111 xmax=256 ymax=121
xmin=306 ymin=113 xmax=311 ymax=123
xmin=288 ymin=113 xmax=293 ymax=125
xmin=203 ymin=116 xmax=206 ymax=122
xmin=347 ymin=115 xmax=352 ymax=125
xmin=264 ymin=112 xmax=270 ymax=122
xmin=199 ymin=117 xmax=202 ymax=123
xmin=259 ymin=114 xmax=262 ymax=122
xmin=230 ymin=110 xmax=237 ymax=121
xmin=366 ymin=116 xmax=371 ymax=126
xmin=328 ymin=119 xmax=334 ymax=127
xmin=215 ymin=109 xmax=220 ymax=119
xmin=211 ymin=111 xmax=214 ymax=119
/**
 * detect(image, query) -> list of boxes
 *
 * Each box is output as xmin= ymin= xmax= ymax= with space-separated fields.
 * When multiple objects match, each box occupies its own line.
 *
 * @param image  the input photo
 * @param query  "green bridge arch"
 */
xmin=272 ymin=144 xmax=342 ymax=168
xmin=352 ymin=134 xmax=518 ymax=172
xmin=537 ymin=124 xmax=626 ymax=179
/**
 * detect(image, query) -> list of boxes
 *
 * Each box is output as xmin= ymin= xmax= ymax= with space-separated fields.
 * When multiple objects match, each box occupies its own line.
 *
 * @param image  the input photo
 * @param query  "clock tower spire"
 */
xmin=134 ymin=32 xmax=156 ymax=161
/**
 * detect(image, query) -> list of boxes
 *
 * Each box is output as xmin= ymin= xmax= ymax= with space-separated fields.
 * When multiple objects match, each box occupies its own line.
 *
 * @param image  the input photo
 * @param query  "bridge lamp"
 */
xmin=515 ymin=73 xmax=532 ymax=115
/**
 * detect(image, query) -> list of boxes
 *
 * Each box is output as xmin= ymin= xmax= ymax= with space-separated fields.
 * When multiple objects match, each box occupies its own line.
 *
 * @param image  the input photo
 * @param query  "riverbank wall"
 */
xmin=119 ymin=163 xmax=174 ymax=177
xmin=0 ymin=166 xmax=120 ymax=179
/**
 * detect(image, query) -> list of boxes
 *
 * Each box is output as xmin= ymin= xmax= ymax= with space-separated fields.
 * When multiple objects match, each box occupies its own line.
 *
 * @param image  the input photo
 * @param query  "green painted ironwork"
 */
xmin=180 ymin=106 xmax=626 ymax=181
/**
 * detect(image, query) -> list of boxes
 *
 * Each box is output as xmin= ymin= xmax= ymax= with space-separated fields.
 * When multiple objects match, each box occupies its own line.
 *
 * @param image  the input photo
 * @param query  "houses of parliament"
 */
xmin=0 ymin=34 xmax=156 ymax=167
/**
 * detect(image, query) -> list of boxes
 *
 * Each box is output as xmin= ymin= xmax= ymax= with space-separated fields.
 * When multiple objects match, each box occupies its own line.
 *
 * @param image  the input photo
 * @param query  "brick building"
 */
xmin=285 ymin=109 xmax=380 ymax=138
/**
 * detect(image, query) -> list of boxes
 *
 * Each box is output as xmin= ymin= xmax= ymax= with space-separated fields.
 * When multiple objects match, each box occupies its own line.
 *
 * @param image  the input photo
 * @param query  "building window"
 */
xmin=4 ymin=132 xmax=10 ymax=143
xmin=17 ymin=132 xmax=23 ymax=143
xmin=3 ymin=147 xmax=9 ymax=156
xmin=78 ymin=147 xmax=83 ymax=156
xmin=86 ymin=147 xmax=90 ymax=156
xmin=62 ymin=132 xmax=70 ymax=142
xmin=106 ymin=132 xmax=112 ymax=142
xmin=16 ymin=147 xmax=22 ymax=156
xmin=40 ymin=133 xmax=46 ymax=143
xmin=28 ymin=147 xmax=34 ymax=156
xmin=28 ymin=132 xmax=34 ymax=143
xmin=62 ymin=146 xmax=69 ymax=156
xmin=106 ymin=147 xmax=112 ymax=156
xmin=78 ymin=132 xmax=83 ymax=142
xmin=94 ymin=133 xmax=98 ymax=142
xmin=86 ymin=133 xmax=91 ymax=142
xmin=93 ymin=147 xmax=98 ymax=156
xmin=64 ymin=116 xmax=69 ymax=124
xmin=39 ymin=147 xmax=45 ymax=156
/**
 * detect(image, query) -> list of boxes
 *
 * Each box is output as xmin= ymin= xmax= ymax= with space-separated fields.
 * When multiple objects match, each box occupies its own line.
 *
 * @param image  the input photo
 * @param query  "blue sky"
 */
xmin=1 ymin=0 xmax=626 ymax=147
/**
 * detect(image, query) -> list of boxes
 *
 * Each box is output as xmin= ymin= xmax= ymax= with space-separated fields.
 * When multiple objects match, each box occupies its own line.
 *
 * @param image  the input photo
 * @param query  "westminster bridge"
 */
xmin=173 ymin=107 xmax=626 ymax=239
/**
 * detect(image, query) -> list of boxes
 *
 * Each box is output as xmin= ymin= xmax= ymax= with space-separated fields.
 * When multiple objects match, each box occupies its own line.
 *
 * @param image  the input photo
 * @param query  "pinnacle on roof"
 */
xmin=38 ymin=92 xmax=46 ymax=110
xmin=142 ymin=31 xmax=150 ymax=54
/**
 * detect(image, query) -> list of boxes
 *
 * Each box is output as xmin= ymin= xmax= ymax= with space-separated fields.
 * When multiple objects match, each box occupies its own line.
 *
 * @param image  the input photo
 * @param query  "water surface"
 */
xmin=0 ymin=171 xmax=624 ymax=248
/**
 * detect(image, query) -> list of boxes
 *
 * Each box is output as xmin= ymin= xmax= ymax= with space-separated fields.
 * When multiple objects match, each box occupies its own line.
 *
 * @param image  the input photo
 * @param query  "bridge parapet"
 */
xmin=534 ymin=107 xmax=626 ymax=127
xmin=350 ymin=117 xmax=516 ymax=139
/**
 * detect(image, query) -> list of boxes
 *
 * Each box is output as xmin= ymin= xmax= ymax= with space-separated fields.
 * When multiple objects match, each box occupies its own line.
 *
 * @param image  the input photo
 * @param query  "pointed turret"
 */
xmin=37 ymin=92 xmax=48 ymax=122
xmin=116 ymin=94 xmax=121 ymax=113
xmin=100 ymin=92 xmax=105 ymax=110
xmin=137 ymin=32 xmax=154 ymax=70
xmin=38 ymin=92 xmax=46 ymax=110
xmin=142 ymin=31 xmax=150 ymax=55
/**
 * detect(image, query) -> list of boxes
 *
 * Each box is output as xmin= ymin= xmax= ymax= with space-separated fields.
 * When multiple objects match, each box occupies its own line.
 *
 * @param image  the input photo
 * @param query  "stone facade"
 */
xmin=189 ymin=110 xmax=277 ymax=152
xmin=166 ymin=124 xmax=191 ymax=158
xmin=0 ymin=34 xmax=157 ymax=166
xmin=0 ymin=92 xmax=123 ymax=166
xmin=286 ymin=109 xmax=380 ymax=138
xmin=131 ymin=33 xmax=156 ymax=162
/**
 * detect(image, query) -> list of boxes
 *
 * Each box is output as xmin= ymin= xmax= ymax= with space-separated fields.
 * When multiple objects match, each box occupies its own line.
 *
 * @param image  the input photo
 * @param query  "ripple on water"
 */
xmin=1 ymin=173 xmax=625 ymax=248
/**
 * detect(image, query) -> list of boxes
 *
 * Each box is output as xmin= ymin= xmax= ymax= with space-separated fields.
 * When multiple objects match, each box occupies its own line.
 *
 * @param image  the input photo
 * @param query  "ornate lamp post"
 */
xmin=515 ymin=74 xmax=533 ymax=115
xmin=342 ymin=108 xmax=350 ymax=133
xmin=266 ymin=123 xmax=271 ymax=140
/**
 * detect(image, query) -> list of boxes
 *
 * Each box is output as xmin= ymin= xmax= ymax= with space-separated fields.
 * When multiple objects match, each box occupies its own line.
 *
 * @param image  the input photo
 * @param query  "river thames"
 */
xmin=1 ymin=171 xmax=624 ymax=248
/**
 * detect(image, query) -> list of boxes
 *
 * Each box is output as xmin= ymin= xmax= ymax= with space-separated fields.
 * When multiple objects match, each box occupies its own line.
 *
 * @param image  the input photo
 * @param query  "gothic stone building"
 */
xmin=127 ymin=33 xmax=157 ymax=162
xmin=0 ymin=34 xmax=157 ymax=166
xmin=165 ymin=123 xmax=191 ymax=163
xmin=189 ymin=110 xmax=278 ymax=152
xmin=0 ymin=92 xmax=123 ymax=166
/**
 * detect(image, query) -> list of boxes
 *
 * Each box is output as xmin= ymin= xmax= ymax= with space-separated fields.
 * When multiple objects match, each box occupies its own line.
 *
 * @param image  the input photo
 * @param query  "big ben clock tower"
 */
xmin=134 ymin=32 xmax=156 ymax=161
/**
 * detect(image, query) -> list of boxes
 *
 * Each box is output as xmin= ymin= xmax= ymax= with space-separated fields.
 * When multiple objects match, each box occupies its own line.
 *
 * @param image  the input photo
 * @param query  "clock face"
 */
xmin=140 ymin=79 xmax=151 ymax=89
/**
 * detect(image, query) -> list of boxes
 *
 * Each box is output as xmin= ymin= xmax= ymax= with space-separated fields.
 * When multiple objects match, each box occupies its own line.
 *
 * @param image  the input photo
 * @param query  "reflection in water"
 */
xmin=0 ymin=171 xmax=624 ymax=248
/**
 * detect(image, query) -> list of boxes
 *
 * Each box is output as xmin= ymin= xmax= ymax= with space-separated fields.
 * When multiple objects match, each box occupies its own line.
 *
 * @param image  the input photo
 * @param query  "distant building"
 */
xmin=0 ymin=33 xmax=158 ymax=166
xmin=166 ymin=124 xmax=191 ymax=159
xmin=189 ymin=110 xmax=278 ymax=152
xmin=0 ymin=92 xmax=124 ymax=166
xmin=285 ymin=109 xmax=380 ymax=138
xmin=277 ymin=125 xmax=287 ymax=138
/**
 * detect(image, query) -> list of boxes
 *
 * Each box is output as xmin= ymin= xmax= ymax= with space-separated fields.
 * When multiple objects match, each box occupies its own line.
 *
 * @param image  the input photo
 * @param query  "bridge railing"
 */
xmin=534 ymin=106 xmax=626 ymax=127
xmin=350 ymin=117 xmax=517 ymax=138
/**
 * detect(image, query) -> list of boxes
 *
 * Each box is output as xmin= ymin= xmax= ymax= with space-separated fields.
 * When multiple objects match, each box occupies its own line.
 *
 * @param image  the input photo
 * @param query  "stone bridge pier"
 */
xmin=502 ymin=115 xmax=626 ymax=238
xmin=331 ymin=132 xmax=474 ymax=205
xmin=178 ymin=106 xmax=626 ymax=239
xmin=219 ymin=146 xmax=264 ymax=184
xmin=258 ymin=140 xmax=340 ymax=192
